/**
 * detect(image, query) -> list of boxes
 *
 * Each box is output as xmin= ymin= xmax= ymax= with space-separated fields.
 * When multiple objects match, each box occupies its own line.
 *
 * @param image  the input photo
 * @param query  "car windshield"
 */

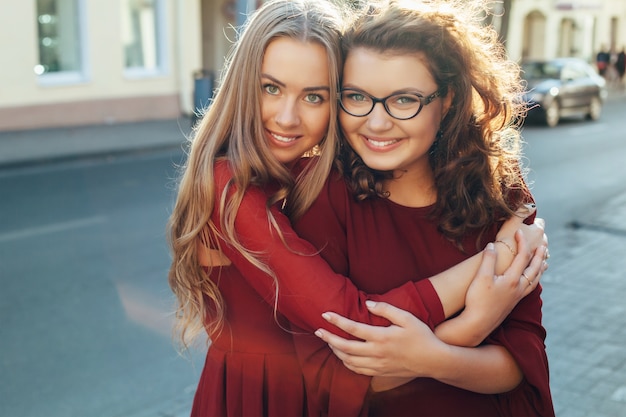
xmin=522 ymin=62 xmax=563 ymax=80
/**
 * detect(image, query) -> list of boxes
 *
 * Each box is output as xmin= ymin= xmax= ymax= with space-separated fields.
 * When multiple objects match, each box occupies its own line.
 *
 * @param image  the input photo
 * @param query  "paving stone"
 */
xmin=542 ymin=191 xmax=626 ymax=416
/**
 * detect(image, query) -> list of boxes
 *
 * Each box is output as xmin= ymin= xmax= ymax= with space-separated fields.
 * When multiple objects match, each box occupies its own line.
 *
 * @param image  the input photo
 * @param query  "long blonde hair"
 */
xmin=167 ymin=0 xmax=344 ymax=347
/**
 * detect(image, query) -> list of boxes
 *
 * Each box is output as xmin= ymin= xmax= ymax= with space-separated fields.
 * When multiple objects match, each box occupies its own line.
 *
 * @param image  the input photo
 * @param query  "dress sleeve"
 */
xmin=489 ymin=190 xmax=554 ymax=416
xmin=211 ymin=162 xmax=445 ymax=416
xmin=487 ymin=287 xmax=555 ymax=417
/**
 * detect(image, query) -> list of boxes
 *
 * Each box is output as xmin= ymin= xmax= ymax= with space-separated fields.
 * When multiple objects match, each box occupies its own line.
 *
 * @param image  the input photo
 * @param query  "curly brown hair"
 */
xmin=339 ymin=0 xmax=530 ymax=245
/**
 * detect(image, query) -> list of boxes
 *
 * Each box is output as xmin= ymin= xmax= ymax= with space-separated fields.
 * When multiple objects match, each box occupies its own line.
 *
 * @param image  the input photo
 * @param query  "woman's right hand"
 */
xmin=494 ymin=204 xmax=546 ymax=268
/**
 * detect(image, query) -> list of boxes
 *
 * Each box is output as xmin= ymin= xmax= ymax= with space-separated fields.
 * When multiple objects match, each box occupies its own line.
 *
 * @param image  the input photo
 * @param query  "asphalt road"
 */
xmin=521 ymin=96 xmax=626 ymax=230
xmin=0 ymin=150 xmax=202 ymax=417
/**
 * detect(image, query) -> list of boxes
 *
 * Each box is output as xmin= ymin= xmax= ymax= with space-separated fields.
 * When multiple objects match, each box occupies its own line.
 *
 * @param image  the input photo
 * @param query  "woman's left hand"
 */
xmin=315 ymin=301 xmax=445 ymax=378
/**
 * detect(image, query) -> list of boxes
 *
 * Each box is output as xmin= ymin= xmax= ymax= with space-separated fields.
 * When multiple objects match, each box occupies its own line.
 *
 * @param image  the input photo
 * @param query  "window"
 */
xmin=35 ymin=0 xmax=87 ymax=84
xmin=122 ymin=0 xmax=166 ymax=77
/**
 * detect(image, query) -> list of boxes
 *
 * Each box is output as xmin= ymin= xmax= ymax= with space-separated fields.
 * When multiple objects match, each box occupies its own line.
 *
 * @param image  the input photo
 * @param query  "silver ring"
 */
xmin=522 ymin=273 xmax=533 ymax=286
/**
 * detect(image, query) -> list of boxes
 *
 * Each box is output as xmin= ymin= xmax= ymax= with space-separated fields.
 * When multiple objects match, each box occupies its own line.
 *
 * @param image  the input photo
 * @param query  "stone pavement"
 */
xmin=543 ymin=193 xmax=626 ymax=417
xmin=1 ymin=107 xmax=626 ymax=417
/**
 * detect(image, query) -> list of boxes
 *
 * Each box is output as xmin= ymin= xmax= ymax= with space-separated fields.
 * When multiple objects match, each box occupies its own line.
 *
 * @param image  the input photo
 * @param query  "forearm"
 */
xmin=428 ymin=344 xmax=522 ymax=393
xmin=373 ymin=343 xmax=522 ymax=393
xmin=428 ymin=244 xmax=514 ymax=319
xmin=434 ymin=312 xmax=484 ymax=347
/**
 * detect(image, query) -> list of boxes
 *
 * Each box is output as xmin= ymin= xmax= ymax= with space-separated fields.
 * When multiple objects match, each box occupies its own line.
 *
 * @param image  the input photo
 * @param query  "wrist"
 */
xmin=494 ymin=239 xmax=516 ymax=256
xmin=426 ymin=341 xmax=456 ymax=381
xmin=441 ymin=310 xmax=485 ymax=347
xmin=493 ymin=239 xmax=516 ymax=274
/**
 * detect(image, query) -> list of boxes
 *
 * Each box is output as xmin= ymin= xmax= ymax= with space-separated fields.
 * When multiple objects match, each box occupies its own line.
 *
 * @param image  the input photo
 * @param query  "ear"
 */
xmin=441 ymin=90 xmax=454 ymax=119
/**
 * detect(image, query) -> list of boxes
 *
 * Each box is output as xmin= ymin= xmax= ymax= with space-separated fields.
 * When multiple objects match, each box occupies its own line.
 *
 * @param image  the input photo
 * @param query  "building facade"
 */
xmin=1 ymin=0 xmax=625 ymax=132
xmin=504 ymin=0 xmax=626 ymax=62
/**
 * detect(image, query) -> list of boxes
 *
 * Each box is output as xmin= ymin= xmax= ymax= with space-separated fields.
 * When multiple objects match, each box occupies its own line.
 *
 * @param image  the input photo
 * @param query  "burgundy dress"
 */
xmin=292 ymin=170 xmax=555 ymax=417
xmin=190 ymin=160 xmax=445 ymax=417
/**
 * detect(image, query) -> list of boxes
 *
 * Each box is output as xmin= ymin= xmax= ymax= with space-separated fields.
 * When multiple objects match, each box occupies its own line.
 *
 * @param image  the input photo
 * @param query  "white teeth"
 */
xmin=271 ymin=132 xmax=297 ymax=143
xmin=367 ymin=138 xmax=398 ymax=147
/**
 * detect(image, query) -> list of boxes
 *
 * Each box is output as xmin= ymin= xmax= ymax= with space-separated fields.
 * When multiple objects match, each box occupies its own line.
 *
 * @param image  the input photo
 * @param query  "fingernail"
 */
xmin=322 ymin=312 xmax=330 ymax=321
xmin=365 ymin=300 xmax=376 ymax=308
xmin=315 ymin=330 xmax=323 ymax=338
xmin=486 ymin=242 xmax=495 ymax=251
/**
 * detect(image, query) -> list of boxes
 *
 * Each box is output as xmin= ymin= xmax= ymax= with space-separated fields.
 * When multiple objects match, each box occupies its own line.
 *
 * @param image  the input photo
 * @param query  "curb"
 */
xmin=0 ymin=143 xmax=184 ymax=171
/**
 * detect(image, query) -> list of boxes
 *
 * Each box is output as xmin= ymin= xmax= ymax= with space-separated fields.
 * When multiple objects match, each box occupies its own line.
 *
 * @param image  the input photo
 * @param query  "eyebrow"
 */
xmin=342 ymin=83 xmax=427 ymax=95
xmin=261 ymin=73 xmax=330 ymax=92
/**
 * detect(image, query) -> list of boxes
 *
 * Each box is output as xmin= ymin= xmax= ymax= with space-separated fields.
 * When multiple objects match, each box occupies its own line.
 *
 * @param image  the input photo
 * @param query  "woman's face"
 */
xmin=339 ymin=47 xmax=451 ymax=176
xmin=261 ymin=37 xmax=331 ymax=165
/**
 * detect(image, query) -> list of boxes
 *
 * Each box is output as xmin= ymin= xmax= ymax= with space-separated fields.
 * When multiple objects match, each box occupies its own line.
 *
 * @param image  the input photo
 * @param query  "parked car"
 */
xmin=521 ymin=57 xmax=608 ymax=127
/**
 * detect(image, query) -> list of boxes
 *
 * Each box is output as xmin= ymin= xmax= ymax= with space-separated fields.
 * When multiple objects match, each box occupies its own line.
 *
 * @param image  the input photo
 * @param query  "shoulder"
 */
xmin=322 ymin=166 xmax=351 ymax=207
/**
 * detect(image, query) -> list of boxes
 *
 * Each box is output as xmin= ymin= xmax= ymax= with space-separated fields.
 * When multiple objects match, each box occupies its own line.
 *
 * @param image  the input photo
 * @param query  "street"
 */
xmin=0 ymin=151 xmax=202 ymax=417
xmin=522 ymin=97 xmax=626 ymax=231
xmin=0 ymin=97 xmax=625 ymax=416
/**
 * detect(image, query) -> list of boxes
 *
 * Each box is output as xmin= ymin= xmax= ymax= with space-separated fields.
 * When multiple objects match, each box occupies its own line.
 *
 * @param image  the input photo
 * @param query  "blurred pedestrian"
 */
xmin=597 ymin=46 xmax=611 ymax=76
xmin=616 ymin=47 xmax=626 ymax=86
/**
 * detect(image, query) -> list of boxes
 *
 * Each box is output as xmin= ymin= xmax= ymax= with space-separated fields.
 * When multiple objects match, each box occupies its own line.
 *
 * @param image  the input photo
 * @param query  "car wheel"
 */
xmin=544 ymin=100 xmax=560 ymax=128
xmin=587 ymin=96 xmax=602 ymax=121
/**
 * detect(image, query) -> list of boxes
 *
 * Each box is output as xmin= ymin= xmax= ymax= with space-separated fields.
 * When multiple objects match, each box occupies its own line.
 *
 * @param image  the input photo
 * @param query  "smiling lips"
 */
xmin=364 ymin=135 xmax=401 ymax=148
xmin=268 ymin=130 xmax=300 ymax=144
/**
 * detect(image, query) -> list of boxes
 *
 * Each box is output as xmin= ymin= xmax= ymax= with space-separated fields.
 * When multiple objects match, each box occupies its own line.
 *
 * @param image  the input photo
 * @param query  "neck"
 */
xmin=383 ymin=167 xmax=436 ymax=208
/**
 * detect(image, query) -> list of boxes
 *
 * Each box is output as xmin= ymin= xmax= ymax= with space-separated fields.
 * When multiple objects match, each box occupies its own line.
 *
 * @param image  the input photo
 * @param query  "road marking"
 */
xmin=0 ymin=216 xmax=107 ymax=243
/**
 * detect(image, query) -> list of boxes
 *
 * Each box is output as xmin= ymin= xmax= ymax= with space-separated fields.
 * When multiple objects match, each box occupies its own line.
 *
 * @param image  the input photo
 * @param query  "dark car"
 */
xmin=521 ymin=57 xmax=607 ymax=127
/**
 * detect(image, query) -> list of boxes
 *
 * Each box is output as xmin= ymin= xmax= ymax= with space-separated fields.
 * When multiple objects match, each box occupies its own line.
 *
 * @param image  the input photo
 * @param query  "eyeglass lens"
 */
xmin=340 ymin=89 xmax=439 ymax=120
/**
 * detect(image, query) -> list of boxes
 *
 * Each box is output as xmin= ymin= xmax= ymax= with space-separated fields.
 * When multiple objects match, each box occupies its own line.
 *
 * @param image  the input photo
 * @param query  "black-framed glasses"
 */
xmin=339 ymin=88 xmax=442 ymax=120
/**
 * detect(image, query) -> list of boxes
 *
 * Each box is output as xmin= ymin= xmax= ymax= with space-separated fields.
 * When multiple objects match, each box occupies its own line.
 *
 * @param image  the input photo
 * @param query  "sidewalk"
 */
xmin=0 ymin=117 xmax=192 ymax=169
xmin=543 ymin=192 xmax=626 ymax=416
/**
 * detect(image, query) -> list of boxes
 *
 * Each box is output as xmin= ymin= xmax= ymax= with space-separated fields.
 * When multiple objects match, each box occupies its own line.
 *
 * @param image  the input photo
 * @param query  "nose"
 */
xmin=366 ymin=102 xmax=393 ymax=131
xmin=274 ymin=98 xmax=300 ymax=128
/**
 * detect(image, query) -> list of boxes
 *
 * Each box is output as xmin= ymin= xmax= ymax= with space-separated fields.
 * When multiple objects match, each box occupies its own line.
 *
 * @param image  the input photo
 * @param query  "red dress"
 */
xmin=292 ymin=170 xmax=555 ymax=417
xmin=190 ymin=160 xmax=446 ymax=417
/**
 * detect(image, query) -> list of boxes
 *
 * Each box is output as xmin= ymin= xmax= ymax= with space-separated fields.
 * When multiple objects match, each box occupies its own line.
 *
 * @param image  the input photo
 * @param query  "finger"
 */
xmin=534 ymin=217 xmax=546 ymax=230
xmin=475 ymin=242 xmax=498 ymax=284
xmin=503 ymin=229 xmax=532 ymax=279
xmin=322 ymin=311 xmax=382 ymax=341
xmin=520 ymin=246 xmax=546 ymax=293
xmin=323 ymin=338 xmax=382 ymax=375
xmin=364 ymin=301 xmax=414 ymax=328
xmin=315 ymin=327 xmax=372 ymax=356
xmin=515 ymin=203 xmax=537 ymax=219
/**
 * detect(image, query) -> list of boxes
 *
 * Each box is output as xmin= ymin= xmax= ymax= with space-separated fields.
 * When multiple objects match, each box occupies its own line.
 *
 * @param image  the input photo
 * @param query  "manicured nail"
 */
xmin=315 ymin=330 xmax=323 ymax=338
xmin=365 ymin=300 xmax=376 ymax=308
xmin=322 ymin=312 xmax=330 ymax=321
xmin=486 ymin=242 xmax=495 ymax=251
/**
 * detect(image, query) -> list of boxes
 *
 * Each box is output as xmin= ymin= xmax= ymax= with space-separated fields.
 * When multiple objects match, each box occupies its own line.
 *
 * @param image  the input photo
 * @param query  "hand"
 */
xmin=495 ymin=204 xmax=546 ymax=258
xmin=315 ymin=302 xmax=445 ymax=378
xmin=460 ymin=233 xmax=548 ymax=344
